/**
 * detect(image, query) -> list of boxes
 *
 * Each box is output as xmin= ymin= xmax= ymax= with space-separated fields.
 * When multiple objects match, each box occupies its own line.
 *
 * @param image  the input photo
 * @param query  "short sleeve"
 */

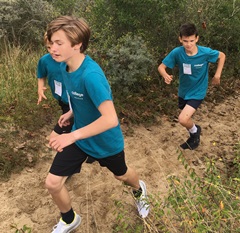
xmin=84 ymin=72 xmax=112 ymax=108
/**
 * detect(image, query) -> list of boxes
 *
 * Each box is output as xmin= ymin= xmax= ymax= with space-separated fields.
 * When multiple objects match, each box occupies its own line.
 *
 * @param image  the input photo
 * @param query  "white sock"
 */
xmin=189 ymin=124 xmax=197 ymax=134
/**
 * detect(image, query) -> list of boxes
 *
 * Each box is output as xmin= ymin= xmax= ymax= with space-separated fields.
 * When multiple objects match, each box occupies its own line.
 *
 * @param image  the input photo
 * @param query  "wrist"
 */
xmin=71 ymin=130 xmax=80 ymax=142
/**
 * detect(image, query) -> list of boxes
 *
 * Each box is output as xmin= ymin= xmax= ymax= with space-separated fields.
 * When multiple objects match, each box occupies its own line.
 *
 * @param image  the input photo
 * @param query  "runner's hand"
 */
xmin=49 ymin=133 xmax=76 ymax=152
xmin=212 ymin=76 xmax=220 ymax=85
xmin=163 ymin=74 xmax=173 ymax=84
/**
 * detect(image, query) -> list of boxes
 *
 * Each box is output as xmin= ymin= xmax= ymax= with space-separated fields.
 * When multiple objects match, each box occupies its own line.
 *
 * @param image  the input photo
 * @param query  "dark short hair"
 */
xmin=179 ymin=23 xmax=198 ymax=37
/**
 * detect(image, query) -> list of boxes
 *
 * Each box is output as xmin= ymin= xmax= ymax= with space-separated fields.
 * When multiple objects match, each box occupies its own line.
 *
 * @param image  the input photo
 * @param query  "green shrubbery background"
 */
xmin=1 ymin=0 xmax=240 ymax=122
xmin=1 ymin=0 xmax=240 ymax=76
xmin=0 ymin=0 xmax=239 ymax=232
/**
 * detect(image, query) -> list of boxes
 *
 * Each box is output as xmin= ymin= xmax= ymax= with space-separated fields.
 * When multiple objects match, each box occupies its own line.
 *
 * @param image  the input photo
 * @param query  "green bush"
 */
xmin=0 ymin=0 xmax=59 ymax=47
xmin=49 ymin=0 xmax=89 ymax=15
xmin=87 ymin=0 xmax=240 ymax=79
xmin=105 ymin=33 xmax=155 ymax=94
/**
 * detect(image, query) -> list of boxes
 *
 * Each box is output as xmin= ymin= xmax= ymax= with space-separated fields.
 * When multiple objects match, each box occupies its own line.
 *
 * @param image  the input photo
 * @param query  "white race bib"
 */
xmin=54 ymin=80 xmax=62 ymax=96
xmin=183 ymin=63 xmax=192 ymax=75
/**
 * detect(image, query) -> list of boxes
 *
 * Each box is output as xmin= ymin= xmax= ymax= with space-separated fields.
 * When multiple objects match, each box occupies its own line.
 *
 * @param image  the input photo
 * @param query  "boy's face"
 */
xmin=179 ymin=35 xmax=199 ymax=54
xmin=50 ymin=29 xmax=81 ymax=63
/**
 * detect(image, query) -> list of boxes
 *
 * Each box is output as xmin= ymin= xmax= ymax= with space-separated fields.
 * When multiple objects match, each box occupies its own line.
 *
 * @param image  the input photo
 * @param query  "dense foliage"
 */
xmin=0 ymin=0 xmax=59 ymax=46
xmin=0 ymin=1 xmax=239 ymax=232
xmin=1 ymin=0 xmax=240 ymax=83
xmin=0 ymin=0 xmax=239 ymax=137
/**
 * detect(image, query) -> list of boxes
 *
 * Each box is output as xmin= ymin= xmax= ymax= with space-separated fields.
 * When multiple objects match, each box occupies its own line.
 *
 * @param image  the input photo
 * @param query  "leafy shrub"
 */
xmin=105 ymin=33 xmax=155 ymax=94
xmin=0 ymin=0 xmax=59 ymax=47
xmin=49 ymin=0 xmax=89 ymax=15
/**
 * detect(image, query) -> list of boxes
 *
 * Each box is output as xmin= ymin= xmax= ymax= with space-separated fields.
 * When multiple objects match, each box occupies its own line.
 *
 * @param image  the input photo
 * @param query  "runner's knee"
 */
xmin=178 ymin=114 xmax=188 ymax=126
xmin=45 ymin=175 xmax=64 ymax=193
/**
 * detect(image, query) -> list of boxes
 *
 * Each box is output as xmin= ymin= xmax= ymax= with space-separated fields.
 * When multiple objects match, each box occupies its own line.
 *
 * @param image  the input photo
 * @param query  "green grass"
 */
xmin=112 ymin=147 xmax=240 ymax=233
xmin=0 ymin=43 xmax=59 ymax=180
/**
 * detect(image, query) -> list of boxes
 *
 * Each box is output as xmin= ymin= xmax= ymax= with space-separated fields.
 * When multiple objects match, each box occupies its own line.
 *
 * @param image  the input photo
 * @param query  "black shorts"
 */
xmin=53 ymin=120 xmax=73 ymax=134
xmin=53 ymin=100 xmax=74 ymax=134
xmin=49 ymin=143 xmax=127 ymax=177
xmin=178 ymin=97 xmax=203 ymax=110
xmin=58 ymin=100 xmax=70 ymax=114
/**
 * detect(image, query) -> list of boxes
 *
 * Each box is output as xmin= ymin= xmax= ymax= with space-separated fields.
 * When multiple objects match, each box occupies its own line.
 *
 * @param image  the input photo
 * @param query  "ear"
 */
xmin=195 ymin=36 xmax=199 ymax=42
xmin=73 ymin=42 xmax=82 ymax=51
xmin=178 ymin=36 xmax=182 ymax=43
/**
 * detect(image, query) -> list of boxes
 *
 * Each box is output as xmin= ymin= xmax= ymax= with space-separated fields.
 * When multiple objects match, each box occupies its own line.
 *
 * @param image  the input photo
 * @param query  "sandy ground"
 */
xmin=0 ymin=89 xmax=239 ymax=233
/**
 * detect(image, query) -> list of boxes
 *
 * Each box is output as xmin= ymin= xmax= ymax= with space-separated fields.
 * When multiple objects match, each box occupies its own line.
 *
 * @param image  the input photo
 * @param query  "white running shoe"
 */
xmin=134 ymin=180 xmax=150 ymax=218
xmin=51 ymin=212 xmax=81 ymax=233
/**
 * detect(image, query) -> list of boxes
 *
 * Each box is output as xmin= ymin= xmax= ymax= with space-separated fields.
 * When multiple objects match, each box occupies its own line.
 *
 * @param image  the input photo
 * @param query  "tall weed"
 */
xmin=0 ymin=42 xmax=58 ymax=180
xmin=0 ymin=42 xmax=58 ymax=130
xmin=113 ymin=148 xmax=240 ymax=232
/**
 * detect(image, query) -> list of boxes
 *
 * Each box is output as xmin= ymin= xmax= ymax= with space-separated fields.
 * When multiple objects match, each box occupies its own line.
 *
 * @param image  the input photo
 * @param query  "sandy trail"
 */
xmin=0 ymin=90 xmax=239 ymax=233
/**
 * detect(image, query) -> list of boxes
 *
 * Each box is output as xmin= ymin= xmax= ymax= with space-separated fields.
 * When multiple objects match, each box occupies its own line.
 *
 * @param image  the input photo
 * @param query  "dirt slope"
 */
xmin=0 ymin=89 xmax=239 ymax=233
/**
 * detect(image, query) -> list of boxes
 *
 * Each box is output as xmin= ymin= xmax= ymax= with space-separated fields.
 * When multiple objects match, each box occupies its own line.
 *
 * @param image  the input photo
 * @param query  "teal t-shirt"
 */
xmin=37 ymin=53 xmax=68 ymax=104
xmin=60 ymin=55 xmax=124 ymax=158
xmin=162 ymin=45 xmax=219 ymax=100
